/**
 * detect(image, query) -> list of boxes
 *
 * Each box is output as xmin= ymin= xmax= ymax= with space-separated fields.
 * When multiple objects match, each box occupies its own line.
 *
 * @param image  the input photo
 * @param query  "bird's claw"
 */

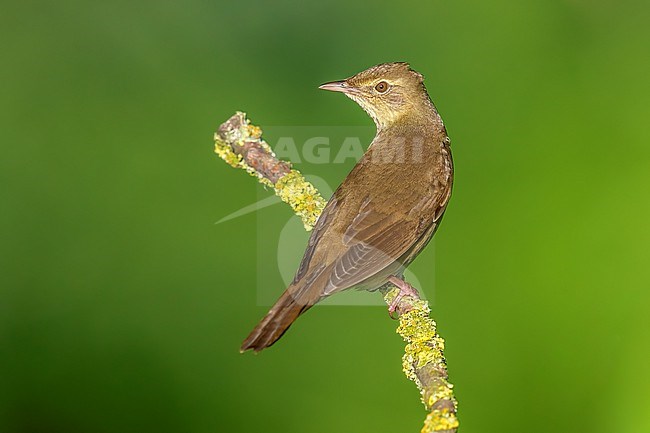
xmin=388 ymin=295 xmax=403 ymax=319
xmin=387 ymin=276 xmax=420 ymax=319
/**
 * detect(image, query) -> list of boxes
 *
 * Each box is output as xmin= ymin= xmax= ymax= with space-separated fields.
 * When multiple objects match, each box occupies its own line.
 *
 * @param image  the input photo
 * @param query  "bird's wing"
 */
xmin=321 ymin=196 xmax=425 ymax=295
xmin=292 ymin=183 xmax=447 ymax=299
xmin=291 ymin=195 xmax=339 ymax=285
xmin=292 ymin=135 xmax=453 ymax=298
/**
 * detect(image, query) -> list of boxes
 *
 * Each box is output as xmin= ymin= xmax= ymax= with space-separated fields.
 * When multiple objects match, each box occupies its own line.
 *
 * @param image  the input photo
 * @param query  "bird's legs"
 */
xmin=387 ymin=276 xmax=420 ymax=318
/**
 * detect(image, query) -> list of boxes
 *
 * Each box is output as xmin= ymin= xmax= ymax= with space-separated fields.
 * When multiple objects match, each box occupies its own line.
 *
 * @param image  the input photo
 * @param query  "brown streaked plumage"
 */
xmin=241 ymin=62 xmax=453 ymax=352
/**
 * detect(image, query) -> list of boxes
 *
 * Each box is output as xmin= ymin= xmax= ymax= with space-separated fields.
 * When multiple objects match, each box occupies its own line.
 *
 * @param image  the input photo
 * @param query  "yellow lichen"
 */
xmin=214 ymin=134 xmax=244 ymax=168
xmin=384 ymin=286 xmax=458 ymax=430
xmin=274 ymin=170 xmax=326 ymax=231
xmin=422 ymin=408 xmax=459 ymax=433
xmin=427 ymin=383 xmax=454 ymax=408
xmin=214 ymin=136 xmax=274 ymax=188
xmin=247 ymin=124 xmax=262 ymax=140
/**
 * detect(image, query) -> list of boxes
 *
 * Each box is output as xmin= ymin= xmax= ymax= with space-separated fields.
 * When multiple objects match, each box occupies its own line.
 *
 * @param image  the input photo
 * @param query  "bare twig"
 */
xmin=215 ymin=112 xmax=458 ymax=432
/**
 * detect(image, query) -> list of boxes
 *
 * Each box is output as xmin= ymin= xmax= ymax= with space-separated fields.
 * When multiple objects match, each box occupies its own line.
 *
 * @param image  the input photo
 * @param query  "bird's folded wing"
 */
xmin=323 ymin=214 xmax=418 ymax=295
xmin=293 ymin=165 xmax=450 ymax=297
xmin=314 ymin=189 xmax=433 ymax=295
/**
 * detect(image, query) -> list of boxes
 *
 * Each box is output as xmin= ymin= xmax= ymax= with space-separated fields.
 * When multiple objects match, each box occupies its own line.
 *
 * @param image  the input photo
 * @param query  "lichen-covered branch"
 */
xmin=214 ymin=112 xmax=458 ymax=433
xmin=214 ymin=112 xmax=325 ymax=230
xmin=383 ymin=289 xmax=459 ymax=432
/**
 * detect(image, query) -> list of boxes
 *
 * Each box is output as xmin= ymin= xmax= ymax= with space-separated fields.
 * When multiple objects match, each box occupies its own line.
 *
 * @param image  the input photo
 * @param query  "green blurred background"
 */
xmin=2 ymin=1 xmax=649 ymax=432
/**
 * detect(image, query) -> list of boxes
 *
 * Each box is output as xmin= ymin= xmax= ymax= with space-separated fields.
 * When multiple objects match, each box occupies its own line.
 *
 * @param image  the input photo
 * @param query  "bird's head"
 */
xmin=319 ymin=62 xmax=434 ymax=130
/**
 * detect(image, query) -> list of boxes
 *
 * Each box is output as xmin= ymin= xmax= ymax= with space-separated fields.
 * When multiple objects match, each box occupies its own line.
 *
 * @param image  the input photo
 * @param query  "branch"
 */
xmin=214 ymin=112 xmax=325 ymax=231
xmin=215 ymin=112 xmax=459 ymax=433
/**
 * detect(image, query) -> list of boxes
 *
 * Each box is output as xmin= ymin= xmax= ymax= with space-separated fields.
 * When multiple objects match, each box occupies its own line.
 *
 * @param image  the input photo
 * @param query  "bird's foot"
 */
xmin=387 ymin=276 xmax=420 ymax=319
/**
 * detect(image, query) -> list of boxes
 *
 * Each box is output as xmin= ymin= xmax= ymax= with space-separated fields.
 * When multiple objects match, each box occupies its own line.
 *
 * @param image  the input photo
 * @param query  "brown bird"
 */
xmin=241 ymin=62 xmax=453 ymax=352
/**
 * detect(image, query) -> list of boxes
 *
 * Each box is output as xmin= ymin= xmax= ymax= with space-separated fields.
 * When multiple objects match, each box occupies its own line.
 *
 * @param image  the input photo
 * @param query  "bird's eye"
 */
xmin=374 ymin=81 xmax=389 ymax=93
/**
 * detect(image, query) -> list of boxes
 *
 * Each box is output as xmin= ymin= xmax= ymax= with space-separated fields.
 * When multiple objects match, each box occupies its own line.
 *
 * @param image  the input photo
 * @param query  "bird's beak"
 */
xmin=318 ymin=80 xmax=350 ymax=93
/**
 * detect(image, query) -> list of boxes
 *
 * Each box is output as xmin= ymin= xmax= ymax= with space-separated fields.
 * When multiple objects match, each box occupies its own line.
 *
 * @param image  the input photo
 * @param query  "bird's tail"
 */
xmin=240 ymin=285 xmax=319 ymax=353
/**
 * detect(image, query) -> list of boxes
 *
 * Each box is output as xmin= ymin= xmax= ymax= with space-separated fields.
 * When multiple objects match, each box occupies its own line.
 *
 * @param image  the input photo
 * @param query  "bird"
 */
xmin=241 ymin=62 xmax=453 ymax=352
